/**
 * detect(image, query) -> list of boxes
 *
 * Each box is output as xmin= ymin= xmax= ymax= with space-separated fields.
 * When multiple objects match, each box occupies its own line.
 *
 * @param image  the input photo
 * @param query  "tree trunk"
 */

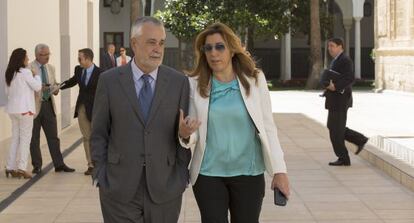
xmin=130 ymin=0 xmax=142 ymax=29
xmin=306 ymin=0 xmax=323 ymax=89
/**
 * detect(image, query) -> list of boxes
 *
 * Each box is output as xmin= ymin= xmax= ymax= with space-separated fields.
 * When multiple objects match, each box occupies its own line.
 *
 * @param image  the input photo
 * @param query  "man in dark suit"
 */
xmin=100 ymin=43 xmax=117 ymax=71
xmin=323 ymin=37 xmax=368 ymax=166
xmin=61 ymin=48 xmax=102 ymax=175
xmin=91 ymin=17 xmax=191 ymax=222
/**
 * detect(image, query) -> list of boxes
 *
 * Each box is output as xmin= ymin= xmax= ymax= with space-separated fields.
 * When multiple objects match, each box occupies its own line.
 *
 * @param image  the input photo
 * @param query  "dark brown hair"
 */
xmin=5 ymin=48 xmax=27 ymax=86
xmin=78 ymin=48 xmax=94 ymax=61
xmin=328 ymin=37 xmax=345 ymax=48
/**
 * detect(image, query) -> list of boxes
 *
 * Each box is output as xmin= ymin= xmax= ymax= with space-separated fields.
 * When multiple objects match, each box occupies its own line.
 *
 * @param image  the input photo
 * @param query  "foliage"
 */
xmin=155 ymin=0 xmax=297 ymax=42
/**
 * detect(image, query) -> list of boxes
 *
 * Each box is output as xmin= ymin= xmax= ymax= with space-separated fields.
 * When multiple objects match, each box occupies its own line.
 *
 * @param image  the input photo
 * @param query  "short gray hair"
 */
xmin=35 ymin=43 xmax=49 ymax=55
xmin=130 ymin=16 xmax=163 ymax=38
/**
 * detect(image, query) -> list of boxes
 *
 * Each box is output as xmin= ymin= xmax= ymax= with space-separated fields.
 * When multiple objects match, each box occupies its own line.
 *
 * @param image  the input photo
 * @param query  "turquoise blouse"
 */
xmin=199 ymin=77 xmax=265 ymax=177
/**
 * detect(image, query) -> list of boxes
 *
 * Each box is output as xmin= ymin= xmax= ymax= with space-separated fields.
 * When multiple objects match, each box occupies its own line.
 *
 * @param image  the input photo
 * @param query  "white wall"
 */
xmin=0 ymin=0 xmax=100 ymax=143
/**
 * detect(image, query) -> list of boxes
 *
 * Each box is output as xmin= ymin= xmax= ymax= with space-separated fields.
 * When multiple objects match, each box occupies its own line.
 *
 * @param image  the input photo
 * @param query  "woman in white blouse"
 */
xmin=4 ymin=48 xmax=42 ymax=179
xmin=116 ymin=46 xmax=131 ymax=66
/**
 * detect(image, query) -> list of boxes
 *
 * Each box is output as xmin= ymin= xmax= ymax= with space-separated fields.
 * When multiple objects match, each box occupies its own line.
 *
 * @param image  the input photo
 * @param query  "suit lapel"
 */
xmin=146 ymin=66 xmax=169 ymax=126
xmin=118 ymin=64 xmax=146 ymax=125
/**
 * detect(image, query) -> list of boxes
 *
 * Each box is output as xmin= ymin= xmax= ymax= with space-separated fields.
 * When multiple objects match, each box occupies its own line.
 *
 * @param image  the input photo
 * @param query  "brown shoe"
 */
xmin=84 ymin=167 xmax=93 ymax=176
xmin=5 ymin=169 xmax=18 ymax=178
xmin=17 ymin=169 xmax=32 ymax=179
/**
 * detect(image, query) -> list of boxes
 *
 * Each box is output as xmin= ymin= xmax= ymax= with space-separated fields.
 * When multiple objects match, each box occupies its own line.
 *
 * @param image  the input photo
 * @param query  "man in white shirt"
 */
xmin=29 ymin=44 xmax=75 ymax=174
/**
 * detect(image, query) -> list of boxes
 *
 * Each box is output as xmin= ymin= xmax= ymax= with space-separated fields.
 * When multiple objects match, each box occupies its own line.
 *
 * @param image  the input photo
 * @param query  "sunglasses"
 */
xmin=201 ymin=43 xmax=226 ymax=53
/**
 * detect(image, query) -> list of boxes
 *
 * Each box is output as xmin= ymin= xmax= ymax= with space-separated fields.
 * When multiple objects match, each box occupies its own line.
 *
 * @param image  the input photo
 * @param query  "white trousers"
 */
xmin=6 ymin=113 xmax=34 ymax=170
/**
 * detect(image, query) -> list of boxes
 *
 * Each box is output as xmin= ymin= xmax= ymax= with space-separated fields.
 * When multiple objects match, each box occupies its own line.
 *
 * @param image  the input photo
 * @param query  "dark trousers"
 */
xmin=327 ymin=110 xmax=368 ymax=160
xmin=30 ymin=100 xmax=64 ymax=168
xmin=99 ymin=171 xmax=182 ymax=223
xmin=192 ymin=174 xmax=265 ymax=223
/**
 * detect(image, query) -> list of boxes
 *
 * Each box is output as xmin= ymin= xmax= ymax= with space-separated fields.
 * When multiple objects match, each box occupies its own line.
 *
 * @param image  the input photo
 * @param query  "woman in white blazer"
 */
xmin=116 ymin=46 xmax=131 ymax=66
xmin=4 ymin=48 xmax=42 ymax=179
xmin=179 ymin=23 xmax=290 ymax=223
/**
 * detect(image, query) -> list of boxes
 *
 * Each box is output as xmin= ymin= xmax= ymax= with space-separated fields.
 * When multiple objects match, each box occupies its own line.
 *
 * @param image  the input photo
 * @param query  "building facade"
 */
xmin=374 ymin=0 xmax=414 ymax=92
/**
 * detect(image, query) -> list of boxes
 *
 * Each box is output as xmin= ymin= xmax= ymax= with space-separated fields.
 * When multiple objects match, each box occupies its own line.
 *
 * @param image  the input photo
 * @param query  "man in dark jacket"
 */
xmin=61 ymin=48 xmax=102 ymax=175
xmin=323 ymin=38 xmax=368 ymax=166
xmin=100 ymin=43 xmax=117 ymax=71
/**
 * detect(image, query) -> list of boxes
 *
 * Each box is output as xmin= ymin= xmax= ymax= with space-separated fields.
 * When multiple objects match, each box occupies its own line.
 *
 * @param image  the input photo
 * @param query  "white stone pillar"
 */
xmin=354 ymin=17 xmax=362 ymax=79
xmin=280 ymin=30 xmax=292 ymax=81
xmin=0 ymin=0 xmax=8 ymax=106
xmin=60 ymin=0 xmax=72 ymax=128
xmin=343 ymin=20 xmax=353 ymax=56
xmin=285 ymin=30 xmax=291 ymax=81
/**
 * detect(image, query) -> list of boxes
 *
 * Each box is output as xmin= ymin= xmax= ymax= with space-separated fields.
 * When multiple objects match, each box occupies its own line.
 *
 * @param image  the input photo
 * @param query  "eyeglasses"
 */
xmin=201 ymin=43 xmax=226 ymax=53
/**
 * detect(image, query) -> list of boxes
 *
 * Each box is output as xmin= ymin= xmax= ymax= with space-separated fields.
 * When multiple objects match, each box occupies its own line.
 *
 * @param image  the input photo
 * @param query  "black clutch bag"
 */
xmin=320 ymin=69 xmax=341 ymax=87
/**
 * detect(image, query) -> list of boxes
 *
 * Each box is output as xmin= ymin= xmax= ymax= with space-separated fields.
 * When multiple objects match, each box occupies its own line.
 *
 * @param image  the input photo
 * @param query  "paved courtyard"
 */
xmin=0 ymin=90 xmax=413 ymax=222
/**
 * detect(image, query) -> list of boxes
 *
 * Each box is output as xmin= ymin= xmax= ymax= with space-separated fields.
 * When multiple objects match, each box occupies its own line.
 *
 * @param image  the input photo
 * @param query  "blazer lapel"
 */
xmin=194 ymin=77 xmax=210 ymax=146
xmin=118 ymin=64 xmax=146 ymax=125
xmin=146 ymin=66 xmax=169 ymax=126
xmin=237 ymin=77 xmax=258 ymax=130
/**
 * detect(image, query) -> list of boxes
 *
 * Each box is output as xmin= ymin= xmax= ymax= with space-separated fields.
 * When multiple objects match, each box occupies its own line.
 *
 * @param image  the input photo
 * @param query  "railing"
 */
xmin=370 ymin=135 xmax=414 ymax=167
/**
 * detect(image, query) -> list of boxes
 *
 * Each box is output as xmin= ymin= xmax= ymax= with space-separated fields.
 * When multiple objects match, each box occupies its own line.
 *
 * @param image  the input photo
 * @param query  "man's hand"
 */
xmin=41 ymin=84 xmax=50 ymax=91
xmin=271 ymin=173 xmax=290 ymax=199
xmin=178 ymin=109 xmax=201 ymax=139
xmin=326 ymin=80 xmax=336 ymax=91
xmin=31 ymin=68 xmax=38 ymax=76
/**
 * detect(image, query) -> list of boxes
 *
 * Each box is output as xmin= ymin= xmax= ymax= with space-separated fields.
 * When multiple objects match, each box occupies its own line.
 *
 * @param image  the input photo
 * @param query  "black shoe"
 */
xmin=355 ymin=138 xmax=368 ymax=155
xmin=32 ymin=167 xmax=42 ymax=174
xmin=84 ymin=167 xmax=93 ymax=176
xmin=329 ymin=159 xmax=351 ymax=166
xmin=55 ymin=165 xmax=75 ymax=172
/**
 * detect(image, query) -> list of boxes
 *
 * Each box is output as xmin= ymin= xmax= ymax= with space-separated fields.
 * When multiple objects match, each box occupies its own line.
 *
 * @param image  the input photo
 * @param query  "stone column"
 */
xmin=60 ymin=0 xmax=71 ymax=128
xmin=354 ymin=16 xmax=362 ymax=79
xmin=0 ymin=0 xmax=7 ymax=106
xmin=343 ymin=19 xmax=353 ymax=56
xmin=280 ymin=30 xmax=292 ymax=81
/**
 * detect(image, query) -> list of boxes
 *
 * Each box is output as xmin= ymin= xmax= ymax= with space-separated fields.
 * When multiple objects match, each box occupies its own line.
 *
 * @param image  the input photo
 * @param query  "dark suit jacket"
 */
xmin=324 ymin=52 xmax=355 ymax=111
xmin=61 ymin=65 xmax=102 ymax=121
xmin=100 ymin=52 xmax=117 ymax=71
xmin=91 ymin=63 xmax=191 ymax=204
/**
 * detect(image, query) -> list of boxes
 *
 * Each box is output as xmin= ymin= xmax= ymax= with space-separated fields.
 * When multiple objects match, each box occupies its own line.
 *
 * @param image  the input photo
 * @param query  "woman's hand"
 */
xmin=271 ymin=173 xmax=290 ymax=199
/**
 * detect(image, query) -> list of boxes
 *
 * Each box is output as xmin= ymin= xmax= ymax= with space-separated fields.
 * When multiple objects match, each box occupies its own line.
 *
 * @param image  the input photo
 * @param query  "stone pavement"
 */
xmin=0 ymin=90 xmax=413 ymax=222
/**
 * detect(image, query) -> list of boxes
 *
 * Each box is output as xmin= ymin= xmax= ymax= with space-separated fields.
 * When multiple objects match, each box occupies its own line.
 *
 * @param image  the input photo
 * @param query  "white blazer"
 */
xmin=4 ymin=68 xmax=42 ymax=114
xmin=116 ymin=56 xmax=131 ymax=67
xmin=182 ymin=71 xmax=287 ymax=185
xmin=29 ymin=61 xmax=58 ymax=118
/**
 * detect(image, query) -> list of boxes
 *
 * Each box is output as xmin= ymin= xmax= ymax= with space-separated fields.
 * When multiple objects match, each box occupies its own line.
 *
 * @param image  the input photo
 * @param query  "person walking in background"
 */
xmin=60 ymin=48 xmax=101 ymax=175
xmin=116 ymin=46 xmax=131 ymax=66
xmin=29 ymin=44 xmax=75 ymax=174
xmin=323 ymin=37 xmax=369 ymax=166
xmin=4 ymin=48 xmax=42 ymax=179
xmin=91 ymin=16 xmax=191 ymax=223
xmin=100 ymin=43 xmax=117 ymax=71
xmin=180 ymin=22 xmax=290 ymax=223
